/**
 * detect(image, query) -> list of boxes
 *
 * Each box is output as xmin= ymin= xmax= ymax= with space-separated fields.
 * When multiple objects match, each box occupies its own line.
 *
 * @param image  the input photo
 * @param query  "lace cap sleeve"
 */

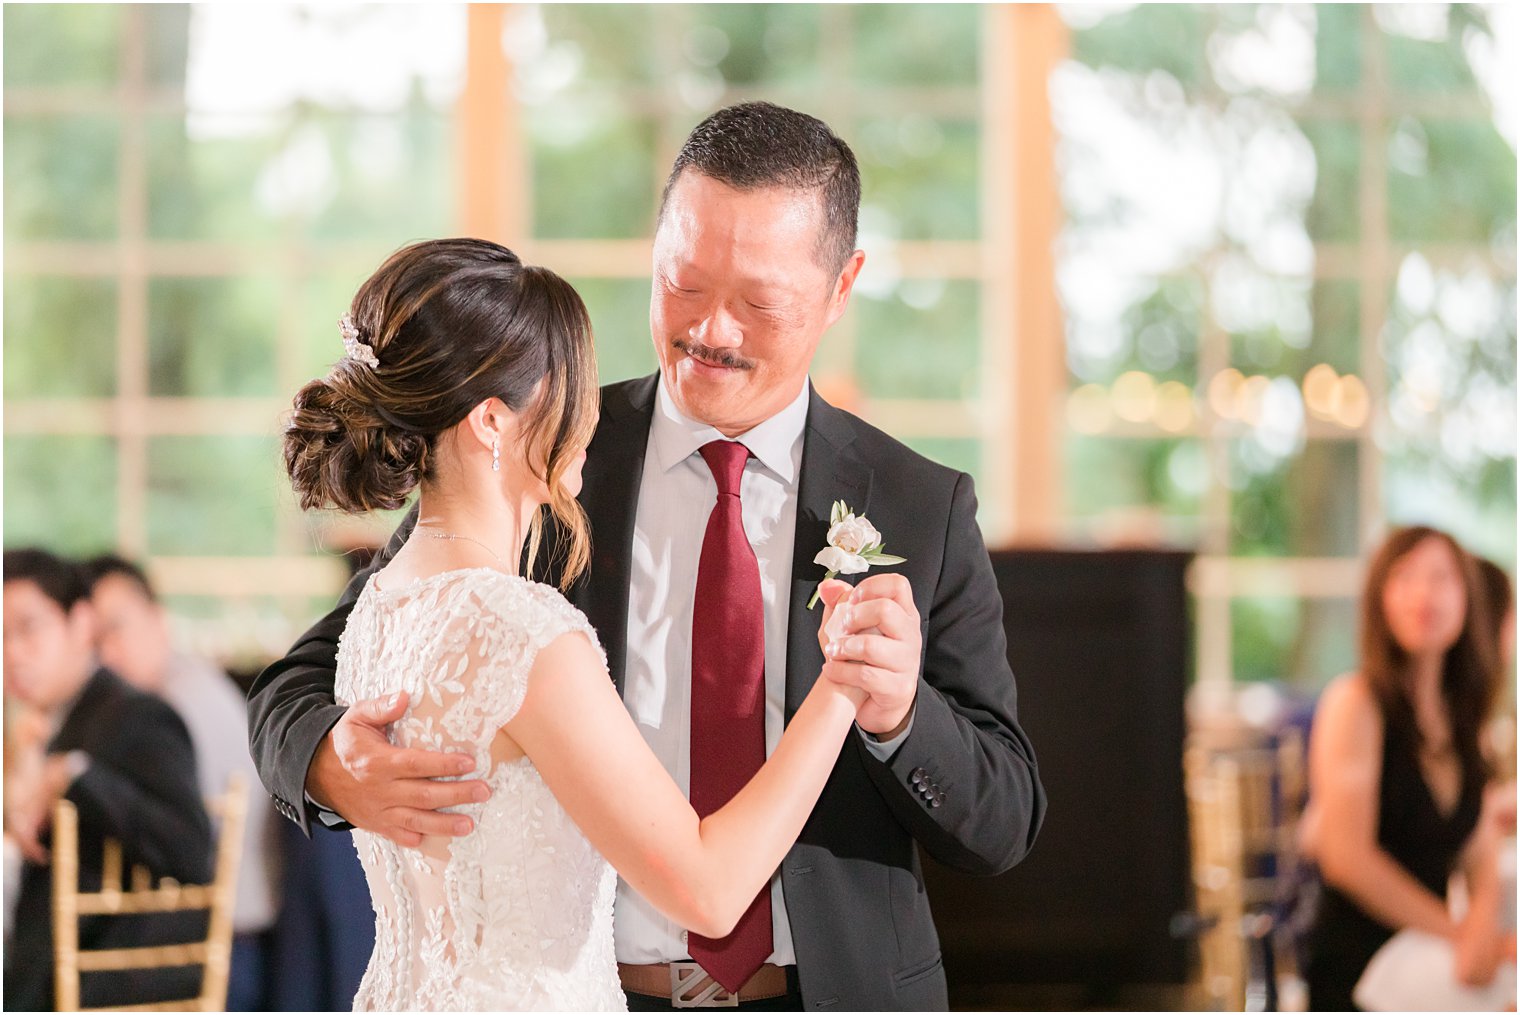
xmin=513 ymin=581 xmax=607 ymax=671
xmin=385 ymin=572 xmax=605 ymax=754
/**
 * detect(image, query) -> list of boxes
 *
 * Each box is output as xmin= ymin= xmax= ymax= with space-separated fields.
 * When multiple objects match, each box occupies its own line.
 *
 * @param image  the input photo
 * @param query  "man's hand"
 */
xmin=5 ymin=752 xmax=76 ymax=865
xmin=820 ymin=573 xmax=921 ymax=737
xmin=306 ymin=691 xmax=491 ymax=848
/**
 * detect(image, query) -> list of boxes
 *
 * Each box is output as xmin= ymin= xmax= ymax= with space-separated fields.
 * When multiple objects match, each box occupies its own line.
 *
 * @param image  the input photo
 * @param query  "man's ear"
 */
xmin=67 ymin=599 xmax=97 ymax=646
xmin=824 ymin=249 xmax=866 ymax=330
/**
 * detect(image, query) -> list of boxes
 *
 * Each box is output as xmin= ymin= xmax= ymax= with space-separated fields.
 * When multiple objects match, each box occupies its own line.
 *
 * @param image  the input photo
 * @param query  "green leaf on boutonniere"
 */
xmin=808 ymin=500 xmax=905 ymax=609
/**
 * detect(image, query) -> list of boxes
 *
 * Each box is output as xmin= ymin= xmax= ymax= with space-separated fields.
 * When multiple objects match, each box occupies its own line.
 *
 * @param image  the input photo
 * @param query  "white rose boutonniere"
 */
xmin=806 ymin=500 xmax=907 ymax=609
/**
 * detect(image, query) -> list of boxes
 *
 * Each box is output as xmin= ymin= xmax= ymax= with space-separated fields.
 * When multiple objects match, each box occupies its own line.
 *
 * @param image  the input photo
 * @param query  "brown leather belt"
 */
xmin=618 ymin=961 xmax=790 ymax=1008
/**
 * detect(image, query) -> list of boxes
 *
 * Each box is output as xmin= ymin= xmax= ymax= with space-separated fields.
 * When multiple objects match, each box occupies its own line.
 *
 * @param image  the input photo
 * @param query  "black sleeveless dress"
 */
xmin=1305 ymin=719 xmax=1484 ymax=1010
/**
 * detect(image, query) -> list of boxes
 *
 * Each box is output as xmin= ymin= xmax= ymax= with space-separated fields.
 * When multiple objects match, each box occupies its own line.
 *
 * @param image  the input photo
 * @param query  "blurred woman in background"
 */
xmin=1302 ymin=525 xmax=1509 ymax=1009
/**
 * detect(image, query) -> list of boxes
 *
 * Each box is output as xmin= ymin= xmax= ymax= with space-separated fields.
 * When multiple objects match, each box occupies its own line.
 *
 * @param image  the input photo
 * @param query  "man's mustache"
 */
xmin=673 ymin=339 xmax=754 ymax=371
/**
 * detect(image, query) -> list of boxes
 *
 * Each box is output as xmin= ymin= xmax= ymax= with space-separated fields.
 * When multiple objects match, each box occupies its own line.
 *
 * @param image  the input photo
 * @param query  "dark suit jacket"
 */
xmin=5 ymin=669 xmax=214 ymax=1011
xmin=249 ymin=375 xmax=1045 ymax=1010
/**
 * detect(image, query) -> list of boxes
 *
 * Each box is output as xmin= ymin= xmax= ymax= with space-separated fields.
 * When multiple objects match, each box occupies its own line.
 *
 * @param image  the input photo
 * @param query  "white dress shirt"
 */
xmin=614 ymin=376 xmax=907 ymax=967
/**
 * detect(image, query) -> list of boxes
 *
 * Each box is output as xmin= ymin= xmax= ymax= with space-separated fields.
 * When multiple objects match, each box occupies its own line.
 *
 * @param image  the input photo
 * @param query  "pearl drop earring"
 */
xmin=492 ymin=440 xmax=500 ymax=473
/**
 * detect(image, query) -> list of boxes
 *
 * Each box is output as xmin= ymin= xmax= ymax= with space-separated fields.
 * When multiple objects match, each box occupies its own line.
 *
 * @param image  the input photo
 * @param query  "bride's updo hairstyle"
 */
xmin=284 ymin=238 xmax=598 ymax=588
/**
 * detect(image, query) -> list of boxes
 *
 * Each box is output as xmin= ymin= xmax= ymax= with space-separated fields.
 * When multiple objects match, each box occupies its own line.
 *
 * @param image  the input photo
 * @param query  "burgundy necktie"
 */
xmin=688 ymin=439 xmax=771 ymax=993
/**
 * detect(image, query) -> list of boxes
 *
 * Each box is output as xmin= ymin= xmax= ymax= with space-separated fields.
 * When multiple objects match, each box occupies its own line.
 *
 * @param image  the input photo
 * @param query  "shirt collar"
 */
xmin=649 ymin=375 xmax=810 ymax=487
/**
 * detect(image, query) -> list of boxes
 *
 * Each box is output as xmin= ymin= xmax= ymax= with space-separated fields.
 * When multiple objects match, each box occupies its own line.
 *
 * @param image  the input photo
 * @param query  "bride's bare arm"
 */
xmin=505 ymin=594 xmax=865 ymax=939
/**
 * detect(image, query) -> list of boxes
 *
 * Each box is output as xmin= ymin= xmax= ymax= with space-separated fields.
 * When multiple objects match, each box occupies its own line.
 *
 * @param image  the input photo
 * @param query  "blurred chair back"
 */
xmin=1185 ymin=728 xmax=1307 ymax=1011
xmin=52 ymin=774 xmax=247 ymax=1012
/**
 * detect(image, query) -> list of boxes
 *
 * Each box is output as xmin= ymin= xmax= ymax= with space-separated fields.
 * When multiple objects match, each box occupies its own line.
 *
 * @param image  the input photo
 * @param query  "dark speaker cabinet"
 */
xmin=923 ymin=549 xmax=1194 ymax=994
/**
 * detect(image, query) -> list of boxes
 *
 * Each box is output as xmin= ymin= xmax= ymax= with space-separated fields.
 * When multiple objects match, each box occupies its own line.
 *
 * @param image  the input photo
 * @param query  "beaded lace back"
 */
xmin=335 ymin=568 xmax=626 ymax=1012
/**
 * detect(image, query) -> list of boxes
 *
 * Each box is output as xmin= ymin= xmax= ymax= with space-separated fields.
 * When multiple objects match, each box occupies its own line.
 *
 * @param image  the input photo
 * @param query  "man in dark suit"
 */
xmin=249 ymin=102 xmax=1044 ymax=1010
xmin=3 ymin=549 xmax=213 ymax=1010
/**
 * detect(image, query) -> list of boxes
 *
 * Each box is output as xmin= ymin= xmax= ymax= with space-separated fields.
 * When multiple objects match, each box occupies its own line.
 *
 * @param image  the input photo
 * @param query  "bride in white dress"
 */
xmin=282 ymin=239 xmax=866 ymax=1011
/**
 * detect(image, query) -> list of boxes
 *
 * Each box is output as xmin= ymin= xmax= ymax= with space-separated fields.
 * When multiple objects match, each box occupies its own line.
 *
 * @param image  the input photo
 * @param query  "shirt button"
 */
xmin=681 ymin=930 xmax=689 ymax=945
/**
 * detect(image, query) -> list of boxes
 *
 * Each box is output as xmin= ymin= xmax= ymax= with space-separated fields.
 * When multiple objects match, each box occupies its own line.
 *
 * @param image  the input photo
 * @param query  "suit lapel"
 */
xmin=579 ymin=377 xmax=870 ymax=715
xmin=784 ymin=390 xmax=872 ymax=718
xmin=573 ymin=375 xmax=658 ymax=696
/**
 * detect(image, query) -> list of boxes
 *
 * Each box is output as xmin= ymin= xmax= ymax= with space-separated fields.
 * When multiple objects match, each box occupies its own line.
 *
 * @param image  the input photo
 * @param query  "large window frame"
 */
xmin=7 ymin=4 xmax=1053 ymax=663
xmin=6 ymin=5 xmax=1509 ymax=688
xmin=1055 ymin=4 xmax=1516 ymax=692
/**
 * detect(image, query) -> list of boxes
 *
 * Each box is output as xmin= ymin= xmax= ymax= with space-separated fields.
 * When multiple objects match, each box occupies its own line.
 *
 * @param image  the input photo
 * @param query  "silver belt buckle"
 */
xmin=670 ymin=961 xmax=738 ymax=1008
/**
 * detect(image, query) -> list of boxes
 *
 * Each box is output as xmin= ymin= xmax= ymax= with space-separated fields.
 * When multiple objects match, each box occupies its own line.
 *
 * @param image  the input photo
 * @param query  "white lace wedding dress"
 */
xmin=334 ymin=568 xmax=628 ymax=1011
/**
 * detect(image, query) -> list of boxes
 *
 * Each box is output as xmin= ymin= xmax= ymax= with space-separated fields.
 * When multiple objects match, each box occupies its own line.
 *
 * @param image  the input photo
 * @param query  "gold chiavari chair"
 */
xmin=1185 ymin=729 xmax=1309 ymax=1011
xmin=52 ymin=775 xmax=248 ymax=1012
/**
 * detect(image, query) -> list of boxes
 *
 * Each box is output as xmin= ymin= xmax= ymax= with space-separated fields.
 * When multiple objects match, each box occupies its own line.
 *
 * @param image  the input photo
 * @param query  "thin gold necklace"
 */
xmin=414 ymin=525 xmax=507 ymax=568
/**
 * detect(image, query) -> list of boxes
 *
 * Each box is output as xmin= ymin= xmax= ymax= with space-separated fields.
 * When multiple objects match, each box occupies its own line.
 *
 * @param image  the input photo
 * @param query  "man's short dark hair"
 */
xmin=658 ymin=101 xmax=861 ymax=276
xmin=82 ymin=553 xmax=158 ymax=603
xmin=3 ymin=548 xmax=91 ymax=613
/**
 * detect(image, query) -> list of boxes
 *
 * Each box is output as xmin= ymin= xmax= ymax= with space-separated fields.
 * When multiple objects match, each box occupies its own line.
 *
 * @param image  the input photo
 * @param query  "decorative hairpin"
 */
xmin=339 ymin=313 xmax=380 ymax=369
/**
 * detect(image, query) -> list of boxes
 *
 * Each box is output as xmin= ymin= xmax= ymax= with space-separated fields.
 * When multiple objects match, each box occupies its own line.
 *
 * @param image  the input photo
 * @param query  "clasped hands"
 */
xmin=307 ymin=574 xmax=923 ymax=848
xmin=814 ymin=573 xmax=921 ymax=740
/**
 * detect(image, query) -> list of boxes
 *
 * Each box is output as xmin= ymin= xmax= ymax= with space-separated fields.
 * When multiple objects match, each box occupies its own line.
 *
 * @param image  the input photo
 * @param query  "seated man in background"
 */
xmin=85 ymin=554 xmax=283 ymax=1012
xmin=3 ymin=549 xmax=213 ymax=1010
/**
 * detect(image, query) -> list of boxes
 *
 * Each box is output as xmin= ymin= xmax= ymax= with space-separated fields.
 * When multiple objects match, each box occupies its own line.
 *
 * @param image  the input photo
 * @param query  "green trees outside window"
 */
xmin=4 ymin=4 xmax=1511 ymax=684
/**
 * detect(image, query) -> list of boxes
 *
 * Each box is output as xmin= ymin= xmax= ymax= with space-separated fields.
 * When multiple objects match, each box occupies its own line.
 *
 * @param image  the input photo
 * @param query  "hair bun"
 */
xmin=283 ymin=377 xmax=429 ymax=513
